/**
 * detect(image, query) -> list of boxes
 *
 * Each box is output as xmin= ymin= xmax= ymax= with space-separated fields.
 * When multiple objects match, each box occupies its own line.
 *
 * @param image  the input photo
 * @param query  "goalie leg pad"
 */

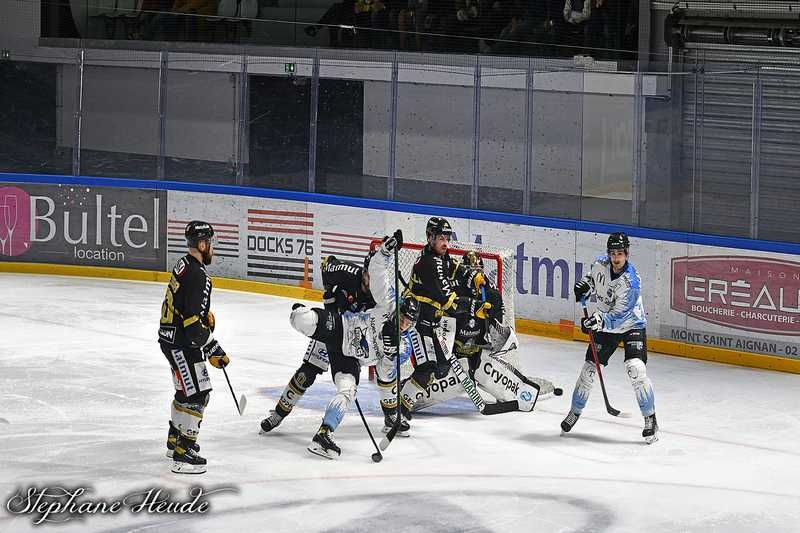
xmin=570 ymin=361 xmax=595 ymax=415
xmin=473 ymin=352 xmax=539 ymax=411
xmin=321 ymin=371 xmax=357 ymax=432
xmin=410 ymin=361 xmax=466 ymax=412
xmin=626 ymin=358 xmax=655 ymax=417
xmin=399 ymin=374 xmax=429 ymax=413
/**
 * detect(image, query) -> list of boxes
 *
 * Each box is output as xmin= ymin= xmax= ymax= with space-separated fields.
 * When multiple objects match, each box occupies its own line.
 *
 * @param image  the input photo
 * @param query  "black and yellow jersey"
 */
xmin=158 ymin=254 xmax=213 ymax=348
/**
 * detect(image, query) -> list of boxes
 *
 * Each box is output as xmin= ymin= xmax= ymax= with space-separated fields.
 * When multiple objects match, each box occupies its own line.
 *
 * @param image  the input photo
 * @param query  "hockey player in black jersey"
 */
xmin=409 ymin=250 xmax=543 ymax=412
xmin=259 ymin=254 xmax=376 ymax=433
xmin=397 ymin=217 xmax=494 ymax=415
xmin=158 ymin=221 xmax=230 ymax=474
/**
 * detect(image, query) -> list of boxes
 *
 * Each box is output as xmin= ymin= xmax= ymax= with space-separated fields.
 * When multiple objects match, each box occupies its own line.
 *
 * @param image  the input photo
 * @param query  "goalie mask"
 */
xmin=462 ymin=250 xmax=484 ymax=271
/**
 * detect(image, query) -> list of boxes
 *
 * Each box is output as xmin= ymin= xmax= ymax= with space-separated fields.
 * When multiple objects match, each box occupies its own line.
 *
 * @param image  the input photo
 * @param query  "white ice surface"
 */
xmin=1 ymin=273 xmax=799 ymax=533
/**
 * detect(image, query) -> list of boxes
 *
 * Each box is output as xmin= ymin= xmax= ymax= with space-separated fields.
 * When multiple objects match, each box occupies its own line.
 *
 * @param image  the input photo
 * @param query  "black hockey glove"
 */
xmin=580 ymin=312 xmax=603 ymax=334
xmin=574 ymin=278 xmax=592 ymax=302
xmin=381 ymin=320 xmax=399 ymax=360
xmin=380 ymin=229 xmax=403 ymax=255
xmin=203 ymin=339 xmax=230 ymax=369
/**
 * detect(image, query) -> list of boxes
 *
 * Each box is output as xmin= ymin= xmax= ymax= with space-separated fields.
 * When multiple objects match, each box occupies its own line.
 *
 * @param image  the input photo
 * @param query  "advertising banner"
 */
xmin=0 ymin=183 xmax=166 ymax=270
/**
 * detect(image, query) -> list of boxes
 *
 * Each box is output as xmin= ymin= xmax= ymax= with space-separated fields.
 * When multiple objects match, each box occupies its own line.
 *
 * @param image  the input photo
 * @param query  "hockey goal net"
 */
xmin=367 ymin=239 xmax=557 ymax=397
xmin=369 ymin=239 xmax=517 ymax=328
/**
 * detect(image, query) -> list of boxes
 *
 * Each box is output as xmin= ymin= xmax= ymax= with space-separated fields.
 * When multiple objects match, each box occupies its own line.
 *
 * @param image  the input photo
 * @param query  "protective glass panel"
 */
xmin=394 ymin=57 xmax=475 ymax=208
xmin=164 ymin=54 xmax=239 ymax=185
xmin=0 ymin=57 xmax=74 ymax=175
xmin=316 ymin=57 xmax=390 ymax=199
xmin=80 ymin=50 xmax=160 ymax=179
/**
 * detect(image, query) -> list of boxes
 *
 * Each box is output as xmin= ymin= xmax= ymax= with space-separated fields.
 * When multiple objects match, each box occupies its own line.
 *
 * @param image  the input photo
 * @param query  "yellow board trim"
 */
xmin=3 ymin=261 xmax=798 ymax=374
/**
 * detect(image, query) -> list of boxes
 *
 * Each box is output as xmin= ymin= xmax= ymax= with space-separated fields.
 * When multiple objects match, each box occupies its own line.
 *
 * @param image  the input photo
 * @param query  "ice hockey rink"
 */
xmin=1 ymin=273 xmax=799 ymax=533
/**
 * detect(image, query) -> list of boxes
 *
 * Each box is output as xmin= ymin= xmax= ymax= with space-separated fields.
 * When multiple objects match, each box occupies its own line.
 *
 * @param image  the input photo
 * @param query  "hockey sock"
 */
xmin=570 ymin=361 xmax=595 ymax=415
xmin=377 ymin=377 xmax=398 ymax=413
xmin=321 ymin=372 xmax=357 ymax=432
xmin=625 ymin=359 xmax=655 ymax=416
xmin=276 ymin=364 xmax=319 ymax=418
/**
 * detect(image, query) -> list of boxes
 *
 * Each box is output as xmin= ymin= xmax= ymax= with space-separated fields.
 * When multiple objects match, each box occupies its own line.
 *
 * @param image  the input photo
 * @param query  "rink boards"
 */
xmin=1 ymin=173 xmax=799 ymax=373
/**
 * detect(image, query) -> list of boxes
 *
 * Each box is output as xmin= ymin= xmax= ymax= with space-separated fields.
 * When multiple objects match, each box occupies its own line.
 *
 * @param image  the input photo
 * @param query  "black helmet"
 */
xmin=462 ymin=250 xmax=484 ymax=271
xmin=185 ymin=220 xmax=215 ymax=248
xmin=607 ymin=232 xmax=630 ymax=253
xmin=399 ymin=297 xmax=419 ymax=323
xmin=426 ymin=217 xmax=453 ymax=238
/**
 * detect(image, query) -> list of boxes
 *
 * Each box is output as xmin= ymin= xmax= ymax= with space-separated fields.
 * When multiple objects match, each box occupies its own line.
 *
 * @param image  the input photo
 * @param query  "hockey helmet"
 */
xmin=399 ymin=297 xmax=420 ymax=324
xmin=426 ymin=217 xmax=453 ymax=238
xmin=185 ymin=220 xmax=215 ymax=248
xmin=462 ymin=250 xmax=484 ymax=271
xmin=607 ymin=232 xmax=630 ymax=253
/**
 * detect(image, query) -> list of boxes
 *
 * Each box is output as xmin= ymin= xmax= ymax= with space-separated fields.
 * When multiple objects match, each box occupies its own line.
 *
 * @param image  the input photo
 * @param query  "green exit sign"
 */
xmin=284 ymin=63 xmax=296 ymax=74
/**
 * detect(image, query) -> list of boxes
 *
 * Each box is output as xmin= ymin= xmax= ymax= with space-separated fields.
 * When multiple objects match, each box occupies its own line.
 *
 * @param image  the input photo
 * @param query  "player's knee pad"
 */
xmin=474 ymin=353 xmax=539 ymax=411
xmin=171 ymin=391 xmax=209 ymax=439
xmin=570 ymin=361 xmax=595 ymax=414
xmin=322 ymin=372 xmax=358 ymax=431
xmin=290 ymin=306 xmax=319 ymax=336
xmin=625 ymin=358 xmax=655 ymax=416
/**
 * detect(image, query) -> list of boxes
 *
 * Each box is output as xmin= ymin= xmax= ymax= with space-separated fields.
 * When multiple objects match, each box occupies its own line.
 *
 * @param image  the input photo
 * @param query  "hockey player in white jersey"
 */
xmin=288 ymin=231 xmax=424 ymax=458
xmin=560 ymin=232 xmax=659 ymax=443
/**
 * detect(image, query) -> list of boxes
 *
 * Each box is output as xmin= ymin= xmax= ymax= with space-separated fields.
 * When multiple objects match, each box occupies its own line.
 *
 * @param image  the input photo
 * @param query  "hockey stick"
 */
xmin=439 ymin=317 xmax=520 ymax=416
xmin=379 ymin=241 xmax=404 ymax=450
xmin=222 ymin=367 xmax=247 ymax=415
xmin=355 ymin=399 xmax=383 ymax=463
xmin=581 ymin=302 xmax=630 ymax=418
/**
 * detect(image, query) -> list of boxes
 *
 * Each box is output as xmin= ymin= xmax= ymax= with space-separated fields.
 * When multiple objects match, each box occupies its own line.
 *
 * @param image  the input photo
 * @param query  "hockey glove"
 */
xmin=580 ymin=312 xmax=603 ymax=334
xmin=379 ymin=229 xmax=403 ymax=255
xmin=574 ymin=278 xmax=592 ymax=302
xmin=475 ymin=301 xmax=493 ymax=320
xmin=463 ymin=268 xmax=486 ymax=293
xmin=206 ymin=310 xmax=215 ymax=332
xmin=203 ymin=339 xmax=230 ymax=368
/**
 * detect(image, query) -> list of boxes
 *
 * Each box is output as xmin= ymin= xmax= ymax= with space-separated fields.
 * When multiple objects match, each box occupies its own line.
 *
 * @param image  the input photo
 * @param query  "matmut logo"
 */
xmin=671 ymin=256 xmax=800 ymax=335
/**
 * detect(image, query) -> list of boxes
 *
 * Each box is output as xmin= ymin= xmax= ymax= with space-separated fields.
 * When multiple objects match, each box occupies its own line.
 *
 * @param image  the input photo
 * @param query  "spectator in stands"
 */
xmin=563 ymin=0 xmax=591 ymax=56
xmin=305 ymin=0 xmax=357 ymax=48
xmin=354 ymin=0 xmax=389 ymax=48
xmin=439 ymin=0 xmax=482 ymax=52
xmin=140 ymin=0 xmax=174 ymax=40
xmin=171 ymin=0 xmax=217 ymax=41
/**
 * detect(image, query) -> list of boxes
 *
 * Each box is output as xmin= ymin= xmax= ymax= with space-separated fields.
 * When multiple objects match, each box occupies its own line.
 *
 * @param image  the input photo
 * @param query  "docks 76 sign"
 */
xmin=671 ymin=256 xmax=800 ymax=335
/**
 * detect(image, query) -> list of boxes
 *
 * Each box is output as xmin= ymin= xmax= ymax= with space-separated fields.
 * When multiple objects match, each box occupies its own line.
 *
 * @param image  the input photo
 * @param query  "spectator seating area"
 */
xmin=68 ymin=0 xmax=637 ymax=59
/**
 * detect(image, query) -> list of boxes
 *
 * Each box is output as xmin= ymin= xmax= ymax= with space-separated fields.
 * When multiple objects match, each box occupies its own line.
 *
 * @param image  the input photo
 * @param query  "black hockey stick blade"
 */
xmin=480 ymin=400 xmax=520 ymax=415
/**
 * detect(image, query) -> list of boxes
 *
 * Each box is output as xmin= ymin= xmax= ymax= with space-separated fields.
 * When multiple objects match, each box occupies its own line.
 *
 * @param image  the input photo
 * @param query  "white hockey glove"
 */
xmin=580 ymin=312 xmax=603 ymax=333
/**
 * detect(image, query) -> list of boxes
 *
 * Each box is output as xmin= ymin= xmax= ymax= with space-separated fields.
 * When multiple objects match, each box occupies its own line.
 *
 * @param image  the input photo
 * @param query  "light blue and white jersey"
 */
xmin=583 ymin=253 xmax=646 ymax=333
xmin=340 ymin=244 xmax=421 ymax=365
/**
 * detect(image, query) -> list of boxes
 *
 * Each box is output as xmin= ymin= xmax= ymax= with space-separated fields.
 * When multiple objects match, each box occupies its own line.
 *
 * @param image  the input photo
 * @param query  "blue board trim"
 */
xmin=2 ymin=172 xmax=798 ymax=255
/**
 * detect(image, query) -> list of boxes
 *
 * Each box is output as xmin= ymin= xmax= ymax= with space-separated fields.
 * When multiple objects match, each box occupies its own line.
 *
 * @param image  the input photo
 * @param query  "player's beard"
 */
xmin=201 ymin=248 xmax=213 ymax=265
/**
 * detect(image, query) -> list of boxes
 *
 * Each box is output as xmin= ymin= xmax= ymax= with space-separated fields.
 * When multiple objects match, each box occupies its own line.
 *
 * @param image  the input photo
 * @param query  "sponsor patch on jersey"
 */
xmin=175 ymin=258 xmax=187 ymax=277
xmin=194 ymin=362 xmax=212 ymax=391
xmin=158 ymin=326 xmax=176 ymax=343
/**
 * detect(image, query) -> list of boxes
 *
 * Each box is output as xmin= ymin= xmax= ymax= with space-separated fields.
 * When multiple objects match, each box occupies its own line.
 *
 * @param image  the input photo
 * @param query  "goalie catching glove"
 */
xmin=203 ymin=339 xmax=230 ymax=368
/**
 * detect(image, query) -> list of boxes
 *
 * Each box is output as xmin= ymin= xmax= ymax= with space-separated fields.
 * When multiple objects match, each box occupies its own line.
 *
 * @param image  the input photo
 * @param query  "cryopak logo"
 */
xmin=0 ymin=187 xmax=31 ymax=257
xmin=671 ymin=256 xmax=800 ymax=335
